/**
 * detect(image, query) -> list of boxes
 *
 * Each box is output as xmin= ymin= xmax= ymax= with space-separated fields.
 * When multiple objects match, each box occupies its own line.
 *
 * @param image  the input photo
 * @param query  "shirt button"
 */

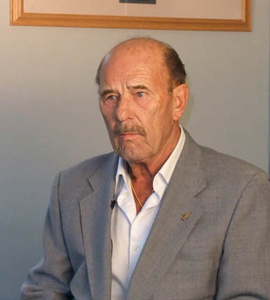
xmin=133 ymin=246 xmax=140 ymax=252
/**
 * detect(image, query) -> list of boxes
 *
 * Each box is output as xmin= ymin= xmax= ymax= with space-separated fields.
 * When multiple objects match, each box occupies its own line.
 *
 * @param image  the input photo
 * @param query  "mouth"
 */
xmin=117 ymin=132 xmax=140 ymax=139
xmin=113 ymin=124 xmax=146 ymax=138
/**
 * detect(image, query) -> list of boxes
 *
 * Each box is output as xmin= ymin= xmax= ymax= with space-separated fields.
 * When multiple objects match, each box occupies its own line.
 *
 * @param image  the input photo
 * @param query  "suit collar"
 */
xmin=87 ymin=152 xmax=118 ymax=193
xmin=80 ymin=153 xmax=118 ymax=300
xmin=127 ymin=130 xmax=207 ymax=299
xmin=175 ymin=129 xmax=207 ymax=196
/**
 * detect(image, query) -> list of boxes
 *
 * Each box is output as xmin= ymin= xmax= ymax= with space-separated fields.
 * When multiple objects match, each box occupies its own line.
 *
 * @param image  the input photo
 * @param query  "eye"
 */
xmin=104 ymin=94 xmax=117 ymax=102
xmin=136 ymin=91 xmax=145 ymax=98
xmin=105 ymin=95 xmax=116 ymax=101
xmin=100 ymin=94 xmax=118 ymax=107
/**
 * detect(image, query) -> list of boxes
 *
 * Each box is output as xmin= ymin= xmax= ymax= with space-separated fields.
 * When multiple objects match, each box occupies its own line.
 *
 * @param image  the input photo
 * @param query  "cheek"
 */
xmin=148 ymin=111 xmax=174 ymax=141
xmin=100 ymin=108 xmax=115 ymax=130
xmin=138 ymin=110 xmax=162 ymax=141
xmin=143 ymin=120 xmax=158 ymax=144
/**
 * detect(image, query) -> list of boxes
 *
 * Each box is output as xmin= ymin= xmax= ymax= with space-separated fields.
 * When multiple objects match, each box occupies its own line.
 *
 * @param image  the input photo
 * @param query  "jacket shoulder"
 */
xmin=60 ymin=152 xmax=116 ymax=179
xmin=200 ymin=145 xmax=269 ymax=186
xmin=183 ymin=130 xmax=268 ymax=183
xmin=52 ymin=152 xmax=117 ymax=200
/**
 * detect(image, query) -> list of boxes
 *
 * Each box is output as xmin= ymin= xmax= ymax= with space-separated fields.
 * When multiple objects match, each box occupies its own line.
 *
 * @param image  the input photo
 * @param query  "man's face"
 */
xmin=98 ymin=41 xmax=187 ymax=166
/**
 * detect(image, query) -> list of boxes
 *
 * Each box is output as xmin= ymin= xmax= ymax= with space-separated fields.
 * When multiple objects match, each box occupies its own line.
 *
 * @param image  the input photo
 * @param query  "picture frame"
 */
xmin=10 ymin=0 xmax=252 ymax=32
xmin=119 ymin=0 xmax=156 ymax=4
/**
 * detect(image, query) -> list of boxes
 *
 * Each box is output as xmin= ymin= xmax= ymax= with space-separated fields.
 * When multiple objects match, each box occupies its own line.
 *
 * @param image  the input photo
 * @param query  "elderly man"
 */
xmin=21 ymin=38 xmax=270 ymax=300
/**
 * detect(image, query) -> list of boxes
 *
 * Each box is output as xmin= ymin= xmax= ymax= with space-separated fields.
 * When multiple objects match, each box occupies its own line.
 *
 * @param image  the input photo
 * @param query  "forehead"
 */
xmin=99 ymin=42 xmax=169 ymax=86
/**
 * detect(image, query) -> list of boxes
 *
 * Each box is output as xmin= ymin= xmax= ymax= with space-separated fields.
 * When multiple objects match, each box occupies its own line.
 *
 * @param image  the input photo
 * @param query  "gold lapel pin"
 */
xmin=181 ymin=212 xmax=191 ymax=221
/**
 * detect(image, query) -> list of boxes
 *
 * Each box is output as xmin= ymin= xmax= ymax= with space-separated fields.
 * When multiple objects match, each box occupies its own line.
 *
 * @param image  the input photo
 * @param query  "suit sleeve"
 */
xmin=20 ymin=173 xmax=74 ymax=300
xmin=216 ymin=172 xmax=270 ymax=299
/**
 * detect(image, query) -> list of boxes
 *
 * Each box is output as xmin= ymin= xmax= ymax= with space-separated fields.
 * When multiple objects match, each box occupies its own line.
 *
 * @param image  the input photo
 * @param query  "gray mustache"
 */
xmin=113 ymin=123 xmax=146 ymax=136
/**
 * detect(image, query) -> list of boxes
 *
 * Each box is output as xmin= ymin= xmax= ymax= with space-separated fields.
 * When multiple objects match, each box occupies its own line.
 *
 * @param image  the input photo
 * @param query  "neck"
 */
xmin=127 ymin=163 xmax=154 ymax=214
xmin=128 ymin=125 xmax=181 ymax=181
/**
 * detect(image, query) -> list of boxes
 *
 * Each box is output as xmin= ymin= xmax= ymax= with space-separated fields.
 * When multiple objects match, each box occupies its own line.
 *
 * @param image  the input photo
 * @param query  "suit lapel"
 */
xmin=127 ymin=131 xmax=207 ymax=300
xmin=79 ymin=153 xmax=118 ymax=300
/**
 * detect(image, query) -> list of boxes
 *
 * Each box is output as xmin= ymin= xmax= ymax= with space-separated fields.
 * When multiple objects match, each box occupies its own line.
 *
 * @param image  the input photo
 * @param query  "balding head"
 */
xmin=95 ymin=37 xmax=186 ymax=92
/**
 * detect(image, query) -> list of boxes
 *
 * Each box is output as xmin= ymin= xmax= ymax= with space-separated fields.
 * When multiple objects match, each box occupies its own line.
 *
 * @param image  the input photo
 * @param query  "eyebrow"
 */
xmin=99 ymin=89 xmax=118 ymax=98
xmin=99 ymin=85 xmax=150 ymax=98
xmin=127 ymin=85 xmax=150 ymax=91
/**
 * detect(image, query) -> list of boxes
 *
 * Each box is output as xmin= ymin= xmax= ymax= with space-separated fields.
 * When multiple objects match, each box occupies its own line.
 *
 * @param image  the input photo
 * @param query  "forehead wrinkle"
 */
xmin=98 ymin=38 xmax=171 ymax=85
xmin=127 ymin=84 xmax=150 ymax=91
xmin=99 ymin=46 xmax=170 ymax=96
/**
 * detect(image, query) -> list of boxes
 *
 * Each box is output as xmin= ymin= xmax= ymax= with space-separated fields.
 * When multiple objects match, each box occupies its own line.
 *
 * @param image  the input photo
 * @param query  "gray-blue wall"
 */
xmin=1 ymin=1 xmax=269 ymax=299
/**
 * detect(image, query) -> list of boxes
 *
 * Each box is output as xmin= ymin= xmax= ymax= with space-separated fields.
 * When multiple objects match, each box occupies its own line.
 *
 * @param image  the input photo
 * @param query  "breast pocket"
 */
xmin=153 ymin=259 xmax=219 ymax=300
xmin=169 ymin=258 xmax=218 ymax=273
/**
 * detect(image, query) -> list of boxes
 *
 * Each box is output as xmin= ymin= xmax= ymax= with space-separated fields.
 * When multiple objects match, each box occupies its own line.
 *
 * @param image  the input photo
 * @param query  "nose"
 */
xmin=114 ymin=95 xmax=133 ymax=122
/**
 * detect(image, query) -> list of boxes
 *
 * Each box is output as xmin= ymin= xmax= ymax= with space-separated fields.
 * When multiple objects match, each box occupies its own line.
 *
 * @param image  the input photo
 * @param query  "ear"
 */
xmin=172 ymin=84 xmax=189 ymax=121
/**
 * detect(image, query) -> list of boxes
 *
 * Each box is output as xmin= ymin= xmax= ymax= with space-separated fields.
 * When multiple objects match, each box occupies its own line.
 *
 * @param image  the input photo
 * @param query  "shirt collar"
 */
xmin=158 ymin=125 xmax=186 ymax=184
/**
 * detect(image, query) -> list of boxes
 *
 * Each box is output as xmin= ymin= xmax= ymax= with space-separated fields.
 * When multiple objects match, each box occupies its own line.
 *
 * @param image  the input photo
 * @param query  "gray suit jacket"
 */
xmin=21 ymin=131 xmax=270 ymax=300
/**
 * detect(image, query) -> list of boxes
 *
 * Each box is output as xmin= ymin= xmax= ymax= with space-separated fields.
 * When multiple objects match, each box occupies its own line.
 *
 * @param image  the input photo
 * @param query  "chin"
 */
xmin=114 ymin=142 xmax=149 ymax=163
xmin=117 ymin=149 xmax=146 ymax=164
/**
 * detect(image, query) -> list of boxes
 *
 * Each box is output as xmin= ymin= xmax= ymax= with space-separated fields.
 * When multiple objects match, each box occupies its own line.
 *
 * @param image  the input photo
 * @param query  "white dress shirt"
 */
xmin=111 ymin=127 xmax=186 ymax=300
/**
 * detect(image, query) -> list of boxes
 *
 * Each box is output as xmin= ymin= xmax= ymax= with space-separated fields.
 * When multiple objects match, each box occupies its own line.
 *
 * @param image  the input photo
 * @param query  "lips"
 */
xmin=120 ymin=132 xmax=139 ymax=136
xmin=117 ymin=132 xmax=140 ymax=140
